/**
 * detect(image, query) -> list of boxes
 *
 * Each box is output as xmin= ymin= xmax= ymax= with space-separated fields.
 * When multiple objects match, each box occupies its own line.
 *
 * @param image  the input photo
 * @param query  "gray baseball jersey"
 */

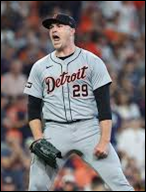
xmin=24 ymin=47 xmax=112 ymax=122
xmin=25 ymin=47 xmax=134 ymax=191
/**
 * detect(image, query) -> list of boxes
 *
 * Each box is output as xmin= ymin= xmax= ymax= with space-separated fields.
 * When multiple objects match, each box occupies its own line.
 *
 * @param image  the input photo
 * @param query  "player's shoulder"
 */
xmin=81 ymin=48 xmax=97 ymax=57
xmin=34 ymin=54 xmax=50 ymax=67
xmin=80 ymin=48 xmax=105 ymax=65
xmin=31 ymin=54 xmax=51 ymax=71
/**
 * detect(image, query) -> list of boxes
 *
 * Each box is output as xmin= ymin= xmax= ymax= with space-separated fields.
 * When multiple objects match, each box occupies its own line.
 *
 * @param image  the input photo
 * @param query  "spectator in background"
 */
xmin=1 ymin=130 xmax=30 ymax=190
xmin=2 ymin=176 xmax=17 ymax=191
xmin=61 ymin=175 xmax=79 ymax=191
xmin=90 ymin=176 xmax=106 ymax=191
xmin=9 ymin=95 xmax=31 ymax=139
xmin=111 ymin=110 xmax=122 ymax=148
xmin=1 ymin=1 xmax=23 ymax=31
xmin=117 ymin=1 xmax=139 ymax=36
xmin=1 ymin=93 xmax=8 ymax=141
xmin=100 ymin=1 xmax=122 ymax=19
xmin=1 ymin=60 xmax=27 ymax=98
xmin=119 ymin=59 xmax=142 ymax=90
xmin=121 ymin=155 xmax=145 ymax=190
xmin=138 ymin=78 xmax=145 ymax=118
xmin=133 ymin=1 xmax=145 ymax=33
xmin=114 ymin=90 xmax=141 ymax=120
xmin=1 ymin=46 xmax=15 ymax=74
xmin=117 ymin=118 xmax=145 ymax=177
xmin=1 ymin=95 xmax=30 ymax=140
xmin=53 ymin=171 xmax=81 ymax=191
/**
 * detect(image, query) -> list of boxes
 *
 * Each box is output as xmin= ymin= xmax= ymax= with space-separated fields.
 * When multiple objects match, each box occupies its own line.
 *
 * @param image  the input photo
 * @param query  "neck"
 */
xmin=55 ymin=44 xmax=76 ymax=57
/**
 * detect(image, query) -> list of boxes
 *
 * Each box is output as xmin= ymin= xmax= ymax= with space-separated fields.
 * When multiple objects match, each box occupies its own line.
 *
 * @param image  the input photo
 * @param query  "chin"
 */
xmin=54 ymin=45 xmax=63 ymax=51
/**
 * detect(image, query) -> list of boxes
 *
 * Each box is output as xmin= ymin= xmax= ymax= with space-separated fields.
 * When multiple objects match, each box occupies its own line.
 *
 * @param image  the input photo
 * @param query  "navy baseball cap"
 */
xmin=42 ymin=13 xmax=76 ymax=29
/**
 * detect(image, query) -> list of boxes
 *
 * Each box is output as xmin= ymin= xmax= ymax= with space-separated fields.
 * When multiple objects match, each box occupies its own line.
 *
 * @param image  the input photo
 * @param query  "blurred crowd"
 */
xmin=1 ymin=1 xmax=145 ymax=191
xmin=52 ymin=154 xmax=108 ymax=191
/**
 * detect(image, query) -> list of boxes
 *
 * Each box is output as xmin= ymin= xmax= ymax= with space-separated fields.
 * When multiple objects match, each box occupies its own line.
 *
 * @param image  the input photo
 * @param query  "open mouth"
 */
xmin=52 ymin=35 xmax=60 ymax=42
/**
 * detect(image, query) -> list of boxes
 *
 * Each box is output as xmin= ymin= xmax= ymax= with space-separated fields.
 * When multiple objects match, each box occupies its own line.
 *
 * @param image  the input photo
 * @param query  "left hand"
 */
xmin=94 ymin=141 xmax=110 ymax=159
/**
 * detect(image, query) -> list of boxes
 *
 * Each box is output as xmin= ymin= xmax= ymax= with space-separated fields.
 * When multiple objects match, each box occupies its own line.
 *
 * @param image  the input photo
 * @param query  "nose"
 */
xmin=52 ymin=25 xmax=58 ymax=33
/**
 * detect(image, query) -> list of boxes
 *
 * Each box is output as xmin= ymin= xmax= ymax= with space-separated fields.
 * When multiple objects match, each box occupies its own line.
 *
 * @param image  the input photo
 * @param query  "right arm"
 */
xmin=23 ymin=62 xmax=44 ymax=140
xmin=29 ymin=119 xmax=43 ymax=140
xmin=28 ymin=96 xmax=43 ymax=140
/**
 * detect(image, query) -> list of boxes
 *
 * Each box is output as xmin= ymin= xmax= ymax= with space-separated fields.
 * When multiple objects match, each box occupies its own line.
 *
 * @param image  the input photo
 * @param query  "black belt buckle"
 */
xmin=67 ymin=119 xmax=81 ymax=124
xmin=45 ymin=119 xmax=82 ymax=124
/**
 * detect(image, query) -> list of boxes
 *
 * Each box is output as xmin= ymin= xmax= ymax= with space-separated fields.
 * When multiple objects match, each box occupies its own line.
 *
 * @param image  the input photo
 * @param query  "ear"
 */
xmin=70 ymin=28 xmax=75 ymax=36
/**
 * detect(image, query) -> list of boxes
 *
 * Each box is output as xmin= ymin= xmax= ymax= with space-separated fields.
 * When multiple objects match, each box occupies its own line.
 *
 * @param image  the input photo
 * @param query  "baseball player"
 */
xmin=24 ymin=13 xmax=134 ymax=191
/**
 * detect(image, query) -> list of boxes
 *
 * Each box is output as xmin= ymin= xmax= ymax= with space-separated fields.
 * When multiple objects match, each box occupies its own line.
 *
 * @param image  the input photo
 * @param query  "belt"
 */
xmin=45 ymin=118 xmax=92 ymax=124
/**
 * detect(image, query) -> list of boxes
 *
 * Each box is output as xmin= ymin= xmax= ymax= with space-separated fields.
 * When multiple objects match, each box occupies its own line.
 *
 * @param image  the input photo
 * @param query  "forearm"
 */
xmin=28 ymin=96 xmax=43 ymax=140
xmin=99 ymin=119 xmax=112 ymax=143
xmin=94 ymin=84 xmax=112 ymax=143
xmin=29 ymin=119 xmax=43 ymax=140
xmin=94 ymin=119 xmax=112 ymax=158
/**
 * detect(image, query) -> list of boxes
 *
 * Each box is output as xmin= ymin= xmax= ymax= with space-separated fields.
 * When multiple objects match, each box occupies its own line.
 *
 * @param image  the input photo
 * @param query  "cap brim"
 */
xmin=42 ymin=18 xmax=65 ymax=29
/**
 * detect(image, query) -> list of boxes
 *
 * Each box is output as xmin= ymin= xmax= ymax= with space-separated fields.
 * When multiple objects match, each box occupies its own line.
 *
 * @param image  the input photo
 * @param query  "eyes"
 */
xmin=49 ymin=23 xmax=64 ymax=30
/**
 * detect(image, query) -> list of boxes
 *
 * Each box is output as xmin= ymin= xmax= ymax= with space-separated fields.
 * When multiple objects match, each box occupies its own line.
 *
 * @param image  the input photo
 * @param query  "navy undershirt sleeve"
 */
xmin=93 ymin=83 xmax=112 ymax=122
xmin=28 ymin=95 xmax=42 ymax=121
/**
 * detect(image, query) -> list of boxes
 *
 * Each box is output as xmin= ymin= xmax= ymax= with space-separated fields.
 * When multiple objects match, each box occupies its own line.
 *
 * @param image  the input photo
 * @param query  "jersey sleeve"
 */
xmin=24 ymin=64 xmax=43 ymax=99
xmin=91 ymin=56 xmax=112 ymax=91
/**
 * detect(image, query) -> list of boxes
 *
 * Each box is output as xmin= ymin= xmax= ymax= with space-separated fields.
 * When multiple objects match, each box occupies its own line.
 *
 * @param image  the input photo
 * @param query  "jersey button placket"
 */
xmin=62 ymin=64 xmax=72 ymax=121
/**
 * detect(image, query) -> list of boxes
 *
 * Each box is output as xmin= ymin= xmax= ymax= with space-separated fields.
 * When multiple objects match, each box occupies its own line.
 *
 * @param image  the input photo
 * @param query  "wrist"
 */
xmin=100 ymin=137 xmax=110 ymax=144
xmin=34 ymin=135 xmax=43 ymax=141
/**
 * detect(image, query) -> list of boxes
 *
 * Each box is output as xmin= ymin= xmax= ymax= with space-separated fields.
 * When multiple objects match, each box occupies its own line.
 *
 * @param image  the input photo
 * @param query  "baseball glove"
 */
xmin=30 ymin=139 xmax=62 ymax=168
